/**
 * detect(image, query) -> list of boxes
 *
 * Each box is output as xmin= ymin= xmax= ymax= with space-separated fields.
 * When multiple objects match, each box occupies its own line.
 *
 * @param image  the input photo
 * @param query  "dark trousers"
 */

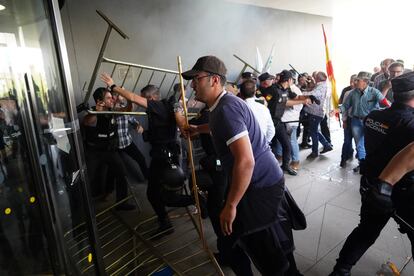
xmin=85 ymin=148 xmax=128 ymax=201
xmin=121 ymin=142 xmax=148 ymax=179
xmin=147 ymin=158 xmax=193 ymax=221
xmin=320 ymin=114 xmax=331 ymax=144
xmin=335 ymin=180 xmax=414 ymax=271
xmin=341 ymin=121 xmax=354 ymax=161
xmin=299 ymin=110 xmax=310 ymax=145
xmin=239 ymin=224 xmax=289 ymax=276
xmin=272 ymin=122 xmax=291 ymax=168
xmin=203 ymin=165 xmax=254 ymax=276
xmin=308 ymin=114 xmax=331 ymax=155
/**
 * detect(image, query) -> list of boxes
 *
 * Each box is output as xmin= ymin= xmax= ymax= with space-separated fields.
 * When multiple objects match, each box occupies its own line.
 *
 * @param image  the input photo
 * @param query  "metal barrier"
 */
xmin=232 ymin=54 xmax=260 ymax=85
xmin=73 ymin=10 xmax=223 ymax=275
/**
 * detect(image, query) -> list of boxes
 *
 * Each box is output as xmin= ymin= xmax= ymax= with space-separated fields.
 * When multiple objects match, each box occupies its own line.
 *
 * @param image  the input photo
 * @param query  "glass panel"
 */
xmin=0 ymin=0 xmax=97 ymax=275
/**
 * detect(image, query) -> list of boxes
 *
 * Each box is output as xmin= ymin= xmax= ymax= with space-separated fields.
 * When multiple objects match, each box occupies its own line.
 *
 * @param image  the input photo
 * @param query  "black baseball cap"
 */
xmin=258 ymin=72 xmax=275 ymax=82
xmin=242 ymin=71 xmax=258 ymax=79
xmin=279 ymin=70 xmax=293 ymax=82
xmin=182 ymin=56 xmax=227 ymax=80
xmin=392 ymin=71 xmax=414 ymax=93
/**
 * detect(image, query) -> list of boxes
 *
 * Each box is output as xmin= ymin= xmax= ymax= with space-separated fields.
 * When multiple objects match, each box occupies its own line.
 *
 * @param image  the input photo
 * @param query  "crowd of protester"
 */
xmin=79 ymin=56 xmax=414 ymax=276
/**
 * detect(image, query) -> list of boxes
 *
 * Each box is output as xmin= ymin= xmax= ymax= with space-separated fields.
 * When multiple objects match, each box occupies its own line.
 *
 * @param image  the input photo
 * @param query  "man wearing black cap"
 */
xmin=261 ymin=70 xmax=311 ymax=175
xmin=329 ymin=71 xmax=414 ymax=276
xmin=183 ymin=56 xmax=296 ymax=275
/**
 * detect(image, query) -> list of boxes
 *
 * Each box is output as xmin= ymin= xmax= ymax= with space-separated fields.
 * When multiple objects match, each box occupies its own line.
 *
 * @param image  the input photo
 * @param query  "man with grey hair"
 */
xmin=338 ymin=71 xmax=390 ymax=172
xmin=304 ymin=71 xmax=333 ymax=159
xmin=377 ymin=61 xmax=405 ymax=102
xmin=329 ymin=71 xmax=414 ymax=276
xmin=374 ymin=58 xmax=395 ymax=89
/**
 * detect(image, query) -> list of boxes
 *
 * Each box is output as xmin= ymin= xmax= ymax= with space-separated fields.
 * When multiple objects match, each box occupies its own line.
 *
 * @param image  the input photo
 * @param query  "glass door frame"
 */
xmin=16 ymin=0 xmax=107 ymax=274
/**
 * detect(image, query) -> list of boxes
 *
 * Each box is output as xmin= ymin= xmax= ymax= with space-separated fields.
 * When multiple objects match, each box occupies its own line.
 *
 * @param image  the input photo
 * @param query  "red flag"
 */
xmin=322 ymin=24 xmax=339 ymax=109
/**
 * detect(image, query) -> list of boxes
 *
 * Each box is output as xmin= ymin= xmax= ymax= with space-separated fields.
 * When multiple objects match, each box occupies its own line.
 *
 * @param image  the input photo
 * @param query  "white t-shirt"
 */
xmin=281 ymin=84 xmax=302 ymax=127
xmin=245 ymin=98 xmax=275 ymax=143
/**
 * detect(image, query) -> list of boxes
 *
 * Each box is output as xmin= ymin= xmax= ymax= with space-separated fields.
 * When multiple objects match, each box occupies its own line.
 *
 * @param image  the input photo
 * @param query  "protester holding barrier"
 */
xmin=330 ymin=71 xmax=414 ymax=276
xmin=82 ymin=87 xmax=136 ymax=210
xmin=100 ymin=74 xmax=197 ymax=237
xmin=182 ymin=55 xmax=305 ymax=276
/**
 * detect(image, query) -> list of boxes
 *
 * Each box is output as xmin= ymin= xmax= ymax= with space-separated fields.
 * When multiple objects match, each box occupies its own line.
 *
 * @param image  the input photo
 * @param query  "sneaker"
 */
xmin=282 ymin=165 xmax=297 ymax=176
xmin=306 ymin=152 xmax=318 ymax=159
xmin=339 ymin=159 xmax=346 ymax=168
xmin=320 ymin=146 xmax=333 ymax=154
xmin=300 ymin=143 xmax=311 ymax=149
xmin=150 ymin=219 xmax=175 ymax=240
xmin=290 ymin=161 xmax=300 ymax=171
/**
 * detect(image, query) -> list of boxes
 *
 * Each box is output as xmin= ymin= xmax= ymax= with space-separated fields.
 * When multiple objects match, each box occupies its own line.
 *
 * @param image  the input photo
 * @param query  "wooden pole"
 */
xmin=176 ymin=56 xmax=206 ymax=248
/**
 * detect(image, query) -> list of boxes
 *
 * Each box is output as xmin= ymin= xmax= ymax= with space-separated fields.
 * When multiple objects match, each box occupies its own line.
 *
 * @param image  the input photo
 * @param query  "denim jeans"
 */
xmin=351 ymin=118 xmax=365 ymax=160
xmin=341 ymin=120 xmax=354 ymax=160
xmin=308 ymin=114 xmax=331 ymax=155
xmin=276 ymin=125 xmax=299 ymax=162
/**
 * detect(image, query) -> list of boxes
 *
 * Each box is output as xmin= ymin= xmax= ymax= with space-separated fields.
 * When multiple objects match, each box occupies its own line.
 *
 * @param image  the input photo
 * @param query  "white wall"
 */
xmin=60 ymin=0 xmax=332 ymax=103
xmin=59 ymin=0 xmax=332 ymax=174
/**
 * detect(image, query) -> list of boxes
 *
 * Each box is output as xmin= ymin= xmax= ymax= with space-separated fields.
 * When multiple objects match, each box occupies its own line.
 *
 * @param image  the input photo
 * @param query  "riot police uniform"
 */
xmin=330 ymin=72 xmax=414 ymax=276
xmin=84 ymin=112 xmax=129 ymax=204
xmin=144 ymin=96 xmax=193 ymax=227
xmin=262 ymin=83 xmax=297 ymax=174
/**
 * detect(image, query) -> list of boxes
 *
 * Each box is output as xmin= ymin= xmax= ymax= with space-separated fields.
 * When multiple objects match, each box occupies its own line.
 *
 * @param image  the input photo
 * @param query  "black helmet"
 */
xmin=159 ymin=162 xmax=186 ymax=192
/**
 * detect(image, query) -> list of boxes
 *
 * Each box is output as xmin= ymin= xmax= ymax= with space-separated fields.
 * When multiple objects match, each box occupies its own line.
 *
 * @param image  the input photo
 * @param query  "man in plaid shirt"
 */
xmin=114 ymin=94 xmax=148 ymax=179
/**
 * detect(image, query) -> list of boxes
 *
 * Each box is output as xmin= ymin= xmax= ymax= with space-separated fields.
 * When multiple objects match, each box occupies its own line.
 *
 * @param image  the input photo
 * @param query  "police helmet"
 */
xmin=159 ymin=163 xmax=186 ymax=192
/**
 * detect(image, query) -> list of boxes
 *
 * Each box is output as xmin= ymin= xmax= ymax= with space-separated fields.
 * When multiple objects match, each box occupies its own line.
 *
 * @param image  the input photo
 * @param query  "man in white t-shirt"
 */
xmin=239 ymin=79 xmax=275 ymax=143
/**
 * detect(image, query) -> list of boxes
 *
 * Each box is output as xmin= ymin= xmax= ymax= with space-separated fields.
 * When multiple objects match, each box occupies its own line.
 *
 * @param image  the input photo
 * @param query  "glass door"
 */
xmin=0 ymin=0 xmax=104 ymax=274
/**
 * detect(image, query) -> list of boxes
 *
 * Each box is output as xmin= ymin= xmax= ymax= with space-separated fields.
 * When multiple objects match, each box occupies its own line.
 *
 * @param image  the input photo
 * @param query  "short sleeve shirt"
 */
xmin=146 ymin=97 xmax=177 ymax=144
xmin=209 ymin=92 xmax=283 ymax=188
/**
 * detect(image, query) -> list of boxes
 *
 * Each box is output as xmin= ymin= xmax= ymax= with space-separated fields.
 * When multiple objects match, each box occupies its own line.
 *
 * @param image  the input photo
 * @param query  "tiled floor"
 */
xmin=281 ymin=124 xmax=414 ymax=276
xmin=127 ymin=121 xmax=413 ymax=275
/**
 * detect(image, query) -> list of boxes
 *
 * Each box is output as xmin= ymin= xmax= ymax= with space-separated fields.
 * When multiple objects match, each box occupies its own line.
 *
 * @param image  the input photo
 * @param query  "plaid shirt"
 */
xmin=116 ymin=115 xmax=139 ymax=149
xmin=304 ymin=81 xmax=327 ymax=118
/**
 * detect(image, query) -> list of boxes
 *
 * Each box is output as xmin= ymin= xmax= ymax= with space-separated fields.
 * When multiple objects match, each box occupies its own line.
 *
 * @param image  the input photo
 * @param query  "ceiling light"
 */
xmin=0 ymin=5 xmax=5 ymax=11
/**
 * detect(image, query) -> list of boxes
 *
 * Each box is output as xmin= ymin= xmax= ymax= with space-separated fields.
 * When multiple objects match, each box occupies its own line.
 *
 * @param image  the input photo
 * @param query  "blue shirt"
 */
xmin=209 ymin=92 xmax=283 ymax=188
xmin=340 ymin=86 xmax=384 ymax=118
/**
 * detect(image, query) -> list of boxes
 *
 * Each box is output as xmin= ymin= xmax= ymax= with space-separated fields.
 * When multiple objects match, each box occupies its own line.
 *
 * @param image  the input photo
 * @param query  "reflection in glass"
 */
xmin=0 ymin=0 xmax=96 ymax=274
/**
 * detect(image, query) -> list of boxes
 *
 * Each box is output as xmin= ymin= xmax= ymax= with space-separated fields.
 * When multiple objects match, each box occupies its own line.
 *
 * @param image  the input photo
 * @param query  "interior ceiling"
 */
xmin=227 ymin=0 xmax=335 ymax=17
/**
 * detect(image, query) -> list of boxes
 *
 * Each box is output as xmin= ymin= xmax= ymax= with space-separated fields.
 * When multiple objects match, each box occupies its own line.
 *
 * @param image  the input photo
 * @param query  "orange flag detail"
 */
xmin=322 ymin=24 xmax=339 ymax=109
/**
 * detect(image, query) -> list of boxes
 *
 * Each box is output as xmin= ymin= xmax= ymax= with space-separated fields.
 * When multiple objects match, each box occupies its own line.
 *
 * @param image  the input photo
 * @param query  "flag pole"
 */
xmin=177 ymin=56 xmax=206 ymax=248
xmin=322 ymin=24 xmax=341 ymax=127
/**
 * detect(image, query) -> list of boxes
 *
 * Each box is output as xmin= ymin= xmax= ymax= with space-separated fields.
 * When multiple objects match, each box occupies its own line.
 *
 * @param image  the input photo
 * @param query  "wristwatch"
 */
xmin=108 ymin=84 xmax=117 ymax=92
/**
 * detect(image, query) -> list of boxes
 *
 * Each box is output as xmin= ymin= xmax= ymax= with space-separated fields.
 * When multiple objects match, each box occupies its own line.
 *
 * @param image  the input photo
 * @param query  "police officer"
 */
xmin=100 ymin=74 xmax=195 ymax=236
xmin=82 ymin=87 xmax=135 ymax=210
xmin=329 ymin=71 xmax=414 ymax=276
xmin=261 ymin=70 xmax=311 ymax=175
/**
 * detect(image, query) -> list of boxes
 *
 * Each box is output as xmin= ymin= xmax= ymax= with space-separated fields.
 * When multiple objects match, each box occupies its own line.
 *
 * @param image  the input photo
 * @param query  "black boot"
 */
xmin=150 ymin=218 xmax=174 ymax=240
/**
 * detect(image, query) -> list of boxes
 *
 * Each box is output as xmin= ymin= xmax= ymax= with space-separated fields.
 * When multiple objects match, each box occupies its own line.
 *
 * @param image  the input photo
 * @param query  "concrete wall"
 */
xmin=60 ymin=0 xmax=332 ymax=103
xmin=59 ymin=0 xmax=332 ymax=179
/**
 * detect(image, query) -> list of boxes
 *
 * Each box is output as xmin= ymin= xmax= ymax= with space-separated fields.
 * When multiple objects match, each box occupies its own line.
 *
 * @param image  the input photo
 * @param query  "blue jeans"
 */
xmin=275 ymin=125 xmax=299 ymax=162
xmin=308 ymin=114 xmax=331 ymax=155
xmin=351 ymin=118 xmax=365 ymax=160
xmin=341 ymin=120 xmax=354 ymax=160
